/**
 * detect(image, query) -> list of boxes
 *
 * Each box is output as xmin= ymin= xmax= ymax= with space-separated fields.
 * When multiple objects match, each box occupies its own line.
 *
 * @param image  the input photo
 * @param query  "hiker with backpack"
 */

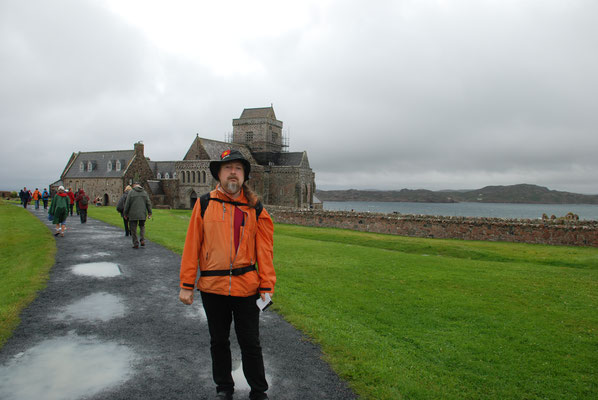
xmin=178 ymin=149 xmax=275 ymax=400
xmin=41 ymin=188 xmax=50 ymax=209
xmin=123 ymin=181 xmax=152 ymax=249
xmin=75 ymin=189 xmax=90 ymax=223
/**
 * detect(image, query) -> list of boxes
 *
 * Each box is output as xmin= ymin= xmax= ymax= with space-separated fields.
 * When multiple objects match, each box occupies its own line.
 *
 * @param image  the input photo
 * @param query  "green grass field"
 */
xmin=3 ymin=203 xmax=597 ymax=399
xmin=0 ymin=200 xmax=55 ymax=348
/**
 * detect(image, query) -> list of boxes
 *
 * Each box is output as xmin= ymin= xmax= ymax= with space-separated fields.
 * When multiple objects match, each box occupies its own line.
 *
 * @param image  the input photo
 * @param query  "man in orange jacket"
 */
xmin=179 ymin=149 xmax=275 ymax=400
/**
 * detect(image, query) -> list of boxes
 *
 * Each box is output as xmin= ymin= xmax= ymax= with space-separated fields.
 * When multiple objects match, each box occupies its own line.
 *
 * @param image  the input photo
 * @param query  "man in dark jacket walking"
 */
xmin=20 ymin=187 xmax=31 ymax=208
xmin=123 ymin=181 xmax=152 ymax=249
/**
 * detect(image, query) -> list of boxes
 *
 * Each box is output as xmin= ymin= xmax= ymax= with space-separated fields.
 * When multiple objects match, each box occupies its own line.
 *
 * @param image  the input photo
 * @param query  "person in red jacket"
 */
xmin=66 ymin=188 xmax=75 ymax=216
xmin=74 ymin=189 xmax=90 ymax=223
xmin=179 ymin=149 xmax=275 ymax=400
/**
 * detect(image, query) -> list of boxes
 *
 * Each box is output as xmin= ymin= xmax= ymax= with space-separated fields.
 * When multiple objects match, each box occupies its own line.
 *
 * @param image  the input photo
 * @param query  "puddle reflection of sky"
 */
xmin=54 ymin=292 xmax=125 ymax=322
xmin=0 ymin=333 xmax=135 ymax=400
xmin=72 ymin=262 xmax=121 ymax=277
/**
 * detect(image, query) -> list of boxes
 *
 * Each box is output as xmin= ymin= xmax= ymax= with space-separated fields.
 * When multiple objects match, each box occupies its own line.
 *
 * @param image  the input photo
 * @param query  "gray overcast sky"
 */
xmin=1 ymin=0 xmax=597 ymax=193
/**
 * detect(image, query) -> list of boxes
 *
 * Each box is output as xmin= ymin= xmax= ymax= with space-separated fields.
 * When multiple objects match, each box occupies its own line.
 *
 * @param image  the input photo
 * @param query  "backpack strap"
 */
xmin=199 ymin=193 xmax=211 ymax=218
xmin=200 ymin=193 xmax=263 ymax=220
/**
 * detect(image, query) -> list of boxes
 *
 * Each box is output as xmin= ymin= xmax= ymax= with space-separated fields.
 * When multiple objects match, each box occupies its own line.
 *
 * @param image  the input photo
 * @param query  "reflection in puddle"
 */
xmin=54 ymin=293 xmax=125 ymax=322
xmin=78 ymin=252 xmax=111 ymax=259
xmin=231 ymin=361 xmax=271 ymax=392
xmin=72 ymin=262 xmax=121 ymax=277
xmin=0 ymin=333 xmax=135 ymax=400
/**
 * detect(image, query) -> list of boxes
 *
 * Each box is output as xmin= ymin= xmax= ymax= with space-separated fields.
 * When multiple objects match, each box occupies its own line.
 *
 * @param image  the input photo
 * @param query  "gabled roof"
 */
xmin=277 ymin=152 xmax=308 ymax=167
xmin=63 ymin=150 xmax=134 ymax=178
xmin=252 ymin=151 xmax=309 ymax=167
xmin=149 ymin=161 xmax=176 ymax=177
xmin=239 ymin=106 xmax=276 ymax=120
xmin=189 ymin=138 xmax=257 ymax=164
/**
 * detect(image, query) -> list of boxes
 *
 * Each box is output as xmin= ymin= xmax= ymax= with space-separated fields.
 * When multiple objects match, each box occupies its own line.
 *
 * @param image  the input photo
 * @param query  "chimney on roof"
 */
xmin=134 ymin=141 xmax=144 ymax=157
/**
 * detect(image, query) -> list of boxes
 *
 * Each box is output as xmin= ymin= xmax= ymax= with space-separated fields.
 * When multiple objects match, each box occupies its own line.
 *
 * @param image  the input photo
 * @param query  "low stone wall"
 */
xmin=266 ymin=207 xmax=598 ymax=247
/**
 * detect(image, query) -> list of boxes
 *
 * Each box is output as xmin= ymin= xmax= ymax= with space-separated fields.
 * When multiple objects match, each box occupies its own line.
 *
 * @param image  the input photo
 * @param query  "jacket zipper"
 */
xmin=228 ymin=204 xmax=234 ymax=295
xmin=227 ymin=206 xmax=249 ymax=296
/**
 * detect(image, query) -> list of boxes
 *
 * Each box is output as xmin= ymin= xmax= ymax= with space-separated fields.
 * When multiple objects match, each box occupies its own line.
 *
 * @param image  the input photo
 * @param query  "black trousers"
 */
xmin=122 ymin=217 xmax=130 ymax=235
xmin=79 ymin=209 xmax=87 ymax=223
xmin=200 ymin=291 xmax=268 ymax=399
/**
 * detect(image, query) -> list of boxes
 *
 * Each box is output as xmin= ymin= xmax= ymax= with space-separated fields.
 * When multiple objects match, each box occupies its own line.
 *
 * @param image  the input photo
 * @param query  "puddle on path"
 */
xmin=231 ymin=360 xmax=272 ymax=392
xmin=54 ymin=292 xmax=125 ymax=322
xmin=0 ymin=333 xmax=135 ymax=400
xmin=72 ymin=262 xmax=121 ymax=277
xmin=78 ymin=251 xmax=111 ymax=259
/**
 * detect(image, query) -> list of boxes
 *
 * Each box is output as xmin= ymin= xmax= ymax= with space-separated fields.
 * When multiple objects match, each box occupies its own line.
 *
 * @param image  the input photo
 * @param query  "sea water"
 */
xmin=323 ymin=201 xmax=598 ymax=220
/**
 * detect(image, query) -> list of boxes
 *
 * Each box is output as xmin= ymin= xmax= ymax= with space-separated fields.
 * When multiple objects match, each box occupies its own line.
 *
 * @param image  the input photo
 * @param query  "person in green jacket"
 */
xmin=123 ymin=181 xmax=152 ymax=249
xmin=49 ymin=186 xmax=70 ymax=237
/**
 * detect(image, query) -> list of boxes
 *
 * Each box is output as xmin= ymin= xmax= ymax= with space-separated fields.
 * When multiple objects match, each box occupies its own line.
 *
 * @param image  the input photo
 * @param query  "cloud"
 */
xmin=1 ymin=0 xmax=597 ymax=194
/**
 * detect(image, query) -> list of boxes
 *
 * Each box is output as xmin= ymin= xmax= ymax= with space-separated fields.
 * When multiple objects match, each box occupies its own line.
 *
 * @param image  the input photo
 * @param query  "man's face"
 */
xmin=218 ymin=161 xmax=245 ymax=195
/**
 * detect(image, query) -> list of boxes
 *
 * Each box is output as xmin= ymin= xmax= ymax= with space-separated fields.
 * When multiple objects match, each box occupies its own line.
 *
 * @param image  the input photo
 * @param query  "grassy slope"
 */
xmin=0 ymin=201 xmax=56 ymax=348
xmin=85 ymin=206 xmax=598 ymax=399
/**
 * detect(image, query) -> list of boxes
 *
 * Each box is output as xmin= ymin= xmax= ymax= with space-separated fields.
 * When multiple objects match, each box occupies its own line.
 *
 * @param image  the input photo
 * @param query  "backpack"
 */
xmin=80 ymin=196 xmax=88 ymax=206
xmin=199 ymin=193 xmax=263 ymax=220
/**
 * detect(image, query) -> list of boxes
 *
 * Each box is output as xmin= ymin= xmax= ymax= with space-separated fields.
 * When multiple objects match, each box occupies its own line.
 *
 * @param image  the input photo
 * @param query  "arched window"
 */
xmin=173 ymin=172 xmax=177 ymax=179
xmin=107 ymin=161 xmax=112 ymax=171
xmin=165 ymin=172 xmax=170 ymax=179
xmin=157 ymin=172 xmax=161 ymax=179
xmin=116 ymin=160 xmax=121 ymax=171
xmin=182 ymin=172 xmax=185 ymax=183
xmin=87 ymin=161 xmax=93 ymax=171
xmin=192 ymin=171 xmax=196 ymax=183
xmin=79 ymin=162 xmax=84 ymax=172
xmin=186 ymin=171 xmax=190 ymax=183
xmin=202 ymin=171 xmax=206 ymax=183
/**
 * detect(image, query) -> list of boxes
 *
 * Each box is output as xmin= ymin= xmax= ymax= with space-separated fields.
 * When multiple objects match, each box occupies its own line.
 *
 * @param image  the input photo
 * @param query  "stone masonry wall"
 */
xmin=266 ymin=208 xmax=598 ymax=247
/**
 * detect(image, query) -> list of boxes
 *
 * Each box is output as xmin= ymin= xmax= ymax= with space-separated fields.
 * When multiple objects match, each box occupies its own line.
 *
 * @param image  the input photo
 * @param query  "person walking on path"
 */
xmin=49 ymin=185 xmax=69 ymax=236
xmin=42 ymin=188 xmax=50 ymax=209
xmin=66 ymin=188 xmax=75 ymax=216
xmin=74 ymin=189 xmax=90 ymax=223
xmin=116 ymin=185 xmax=132 ymax=236
xmin=179 ymin=149 xmax=276 ymax=400
xmin=123 ymin=181 xmax=152 ymax=249
xmin=32 ymin=188 xmax=41 ymax=210
xmin=19 ymin=187 xmax=31 ymax=208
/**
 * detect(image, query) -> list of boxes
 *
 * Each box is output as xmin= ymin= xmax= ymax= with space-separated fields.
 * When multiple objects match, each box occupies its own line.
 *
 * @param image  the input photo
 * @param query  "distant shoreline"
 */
xmin=316 ymin=184 xmax=598 ymax=205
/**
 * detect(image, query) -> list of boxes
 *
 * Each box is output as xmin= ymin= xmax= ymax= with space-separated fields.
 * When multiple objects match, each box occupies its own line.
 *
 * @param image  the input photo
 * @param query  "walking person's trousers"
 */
xmin=128 ymin=219 xmax=145 ymax=246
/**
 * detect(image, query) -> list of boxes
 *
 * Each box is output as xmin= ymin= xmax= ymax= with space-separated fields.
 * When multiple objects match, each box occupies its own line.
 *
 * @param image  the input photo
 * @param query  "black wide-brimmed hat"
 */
xmin=209 ymin=149 xmax=251 ymax=181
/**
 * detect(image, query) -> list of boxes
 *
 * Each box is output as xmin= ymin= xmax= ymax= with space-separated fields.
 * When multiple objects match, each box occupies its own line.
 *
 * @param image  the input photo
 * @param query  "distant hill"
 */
xmin=316 ymin=184 xmax=598 ymax=204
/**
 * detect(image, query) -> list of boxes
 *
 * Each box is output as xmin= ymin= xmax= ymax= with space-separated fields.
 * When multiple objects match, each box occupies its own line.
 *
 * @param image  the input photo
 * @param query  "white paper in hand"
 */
xmin=256 ymin=293 xmax=273 ymax=311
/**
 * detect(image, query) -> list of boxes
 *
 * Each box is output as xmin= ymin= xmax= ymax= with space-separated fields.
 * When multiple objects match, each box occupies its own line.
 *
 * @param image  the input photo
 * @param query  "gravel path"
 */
xmin=0 ymin=206 xmax=357 ymax=400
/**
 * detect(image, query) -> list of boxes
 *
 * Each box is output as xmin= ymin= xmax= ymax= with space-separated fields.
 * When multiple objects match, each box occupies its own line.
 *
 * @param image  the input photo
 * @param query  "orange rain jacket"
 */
xmin=179 ymin=188 xmax=276 ymax=297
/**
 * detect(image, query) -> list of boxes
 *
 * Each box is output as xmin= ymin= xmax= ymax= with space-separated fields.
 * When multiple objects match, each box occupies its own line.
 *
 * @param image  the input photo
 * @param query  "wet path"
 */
xmin=0 ymin=206 xmax=356 ymax=400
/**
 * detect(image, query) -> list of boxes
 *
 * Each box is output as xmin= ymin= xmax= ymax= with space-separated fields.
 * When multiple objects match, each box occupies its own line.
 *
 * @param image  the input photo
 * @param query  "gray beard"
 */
xmin=224 ymin=181 xmax=240 ymax=194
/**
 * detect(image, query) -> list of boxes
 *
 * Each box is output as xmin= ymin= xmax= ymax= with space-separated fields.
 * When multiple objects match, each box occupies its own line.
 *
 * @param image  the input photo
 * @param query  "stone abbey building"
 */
xmin=55 ymin=107 xmax=315 ymax=209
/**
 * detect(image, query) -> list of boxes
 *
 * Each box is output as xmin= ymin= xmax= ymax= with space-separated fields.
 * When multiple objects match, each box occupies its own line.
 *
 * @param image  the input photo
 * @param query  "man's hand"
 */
xmin=179 ymin=288 xmax=194 ymax=305
xmin=260 ymin=292 xmax=272 ymax=302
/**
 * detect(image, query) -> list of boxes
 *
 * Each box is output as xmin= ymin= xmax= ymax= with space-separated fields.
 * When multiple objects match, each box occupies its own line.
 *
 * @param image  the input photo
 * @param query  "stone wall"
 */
xmin=266 ymin=208 xmax=598 ymax=247
xmin=62 ymin=177 xmax=123 ymax=206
